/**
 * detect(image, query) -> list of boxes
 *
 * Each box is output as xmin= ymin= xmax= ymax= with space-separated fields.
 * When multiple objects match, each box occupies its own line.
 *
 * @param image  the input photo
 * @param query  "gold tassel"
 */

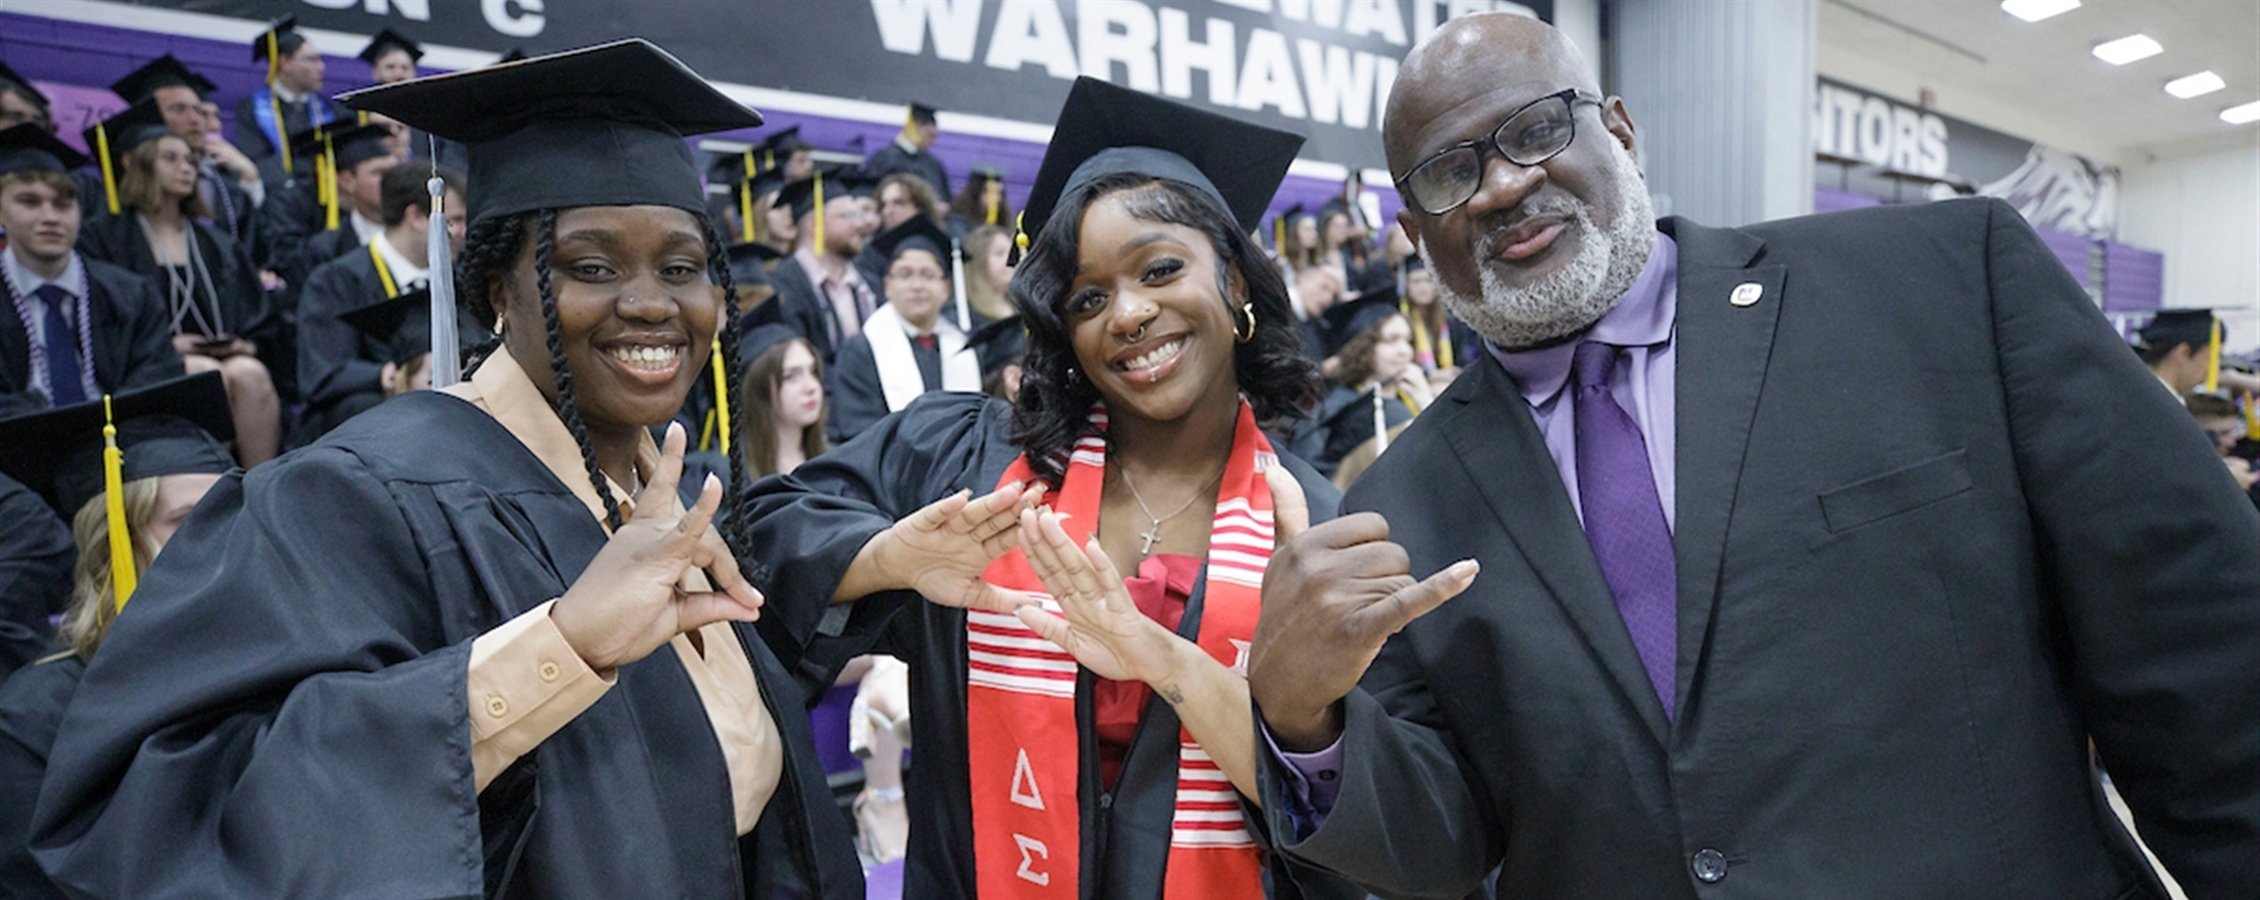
xmin=94 ymin=123 xmax=119 ymax=216
xmin=1013 ymin=210 xmax=1028 ymax=252
xmin=1274 ymin=216 xmax=1286 ymax=253
xmin=2206 ymin=318 xmax=2223 ymax=394
xmin=368 ymin=241 xmax=398 ymax=298
xmin=101 ymin=395 xmax=137 ymax=614
xmin=738 ymin=151 xmax=756 ymax=244
xmin=322 ymin=132 xmax=341 ymax=232
xmin=986 ymin=194 xmax=998 ymax=227
xmin=708 ymin=334 xmax=732 ymax=456
xmin=812 ymin=170 xmax=825 ymax=252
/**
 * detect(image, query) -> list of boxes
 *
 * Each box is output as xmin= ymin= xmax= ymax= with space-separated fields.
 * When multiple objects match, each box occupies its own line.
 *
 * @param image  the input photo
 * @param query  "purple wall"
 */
xmin=2 ymin=10 xmax=1389 ymax=243
xmin=2102 ymin=242 xmax=2165 ymax=314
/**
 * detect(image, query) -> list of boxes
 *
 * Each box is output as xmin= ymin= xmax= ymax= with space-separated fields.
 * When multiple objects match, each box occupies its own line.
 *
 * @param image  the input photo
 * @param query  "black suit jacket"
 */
xmin=0 ymin=258 xmax=186 ymax=417
xmin=1258 ymin=199 xmax=2260 ymax=899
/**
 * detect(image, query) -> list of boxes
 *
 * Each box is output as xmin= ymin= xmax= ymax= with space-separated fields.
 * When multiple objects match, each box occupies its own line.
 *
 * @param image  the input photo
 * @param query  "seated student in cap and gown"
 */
xmin=107 ymin=55 xmax=265 ymax=262
xmin=741 ymin=77 xmax=1363 ymax=899
xmin=294 ymin=164 xmax=464 ymax=440
xmin=2135 ymin=308 xmax=2226 ymax=404
xmin=0 ymin=124 xmax=183 ymax=418
xmin=945 ymin=164 xmax=1012 ymax=240
xmin=769 ymin=165 xmax=878 ymax=366
xmin=863 ymin=102 xmax=950 ymax=203
xmin=0 ymin=373 xmax=233 ymax=900
xmin=826 ymin=215 xmax=982 ymax=444
xmin=1396 ymin=255 xmax=1480 ymax=382
xmin=1287 ymin=296 xmax=1429 ymax=481
xmin=26 ymin=41 xmax=863 ymax=899
xmin=674 ymin=240 xmax=784 ymax=479
xmin=335 ymin=283 xmax=481 ymax=398
xmin=233 ymin=16 xmax=337 ymax=183
xmin=267 ymin=122 xmax=401 ymax=297
xmin=74 ymin=100 xmax=281 ymax=465
xmin=357 ymin=29 xmax=464 ymax=170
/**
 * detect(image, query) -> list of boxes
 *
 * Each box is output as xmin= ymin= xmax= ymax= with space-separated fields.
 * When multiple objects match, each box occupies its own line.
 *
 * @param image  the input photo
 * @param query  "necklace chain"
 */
xmin=1117 ymin=459 xmax=1225 ymax=555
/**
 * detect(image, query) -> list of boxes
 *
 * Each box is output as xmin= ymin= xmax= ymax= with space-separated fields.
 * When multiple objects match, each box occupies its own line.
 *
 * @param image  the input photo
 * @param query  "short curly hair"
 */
xmin=1005 ymin=173 xmax=1320 ymax=482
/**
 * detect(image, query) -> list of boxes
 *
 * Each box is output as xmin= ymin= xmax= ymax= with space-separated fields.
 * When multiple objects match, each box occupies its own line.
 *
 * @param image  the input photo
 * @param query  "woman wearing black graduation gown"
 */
xmin=0 ymin=373 xmax=233 ymax=900
xmin=1290 ymin=299 xmax=1429 ymax=481
xmin=28 ymin=42 xmax=861 ymax=899
xmin=74 ymin=100 xmax=282 ymax=464
xmin=744 ymin=77 xmax=1357 ymax=899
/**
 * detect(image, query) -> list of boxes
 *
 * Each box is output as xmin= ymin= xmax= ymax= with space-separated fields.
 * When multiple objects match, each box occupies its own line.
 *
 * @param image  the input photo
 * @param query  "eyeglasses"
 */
xmin=1396 ymin=89 xmax=1601 ymax=216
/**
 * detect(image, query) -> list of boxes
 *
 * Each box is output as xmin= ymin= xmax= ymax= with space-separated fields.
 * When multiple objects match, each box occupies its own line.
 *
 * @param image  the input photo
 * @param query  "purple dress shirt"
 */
xmin=1266 ymin=233 xmax=1680 ymax=833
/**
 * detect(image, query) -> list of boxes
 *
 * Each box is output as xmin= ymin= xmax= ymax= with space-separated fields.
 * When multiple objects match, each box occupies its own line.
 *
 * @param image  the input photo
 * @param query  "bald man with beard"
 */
xmin=1243 ymin=13 xmax=2260 ymax=900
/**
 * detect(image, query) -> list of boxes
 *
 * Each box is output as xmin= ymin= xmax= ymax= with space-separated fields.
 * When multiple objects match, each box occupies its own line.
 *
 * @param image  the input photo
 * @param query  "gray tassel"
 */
xmin=426 ymin=174 xmax=461 ymax=388
xmin=953 ymin=236 xmax=971 ymax=332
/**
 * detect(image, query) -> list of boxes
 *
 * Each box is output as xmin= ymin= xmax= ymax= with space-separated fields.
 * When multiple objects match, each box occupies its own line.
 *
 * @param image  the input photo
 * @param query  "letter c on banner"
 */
xmin=483 ymin=0 xmax=546 ymax=38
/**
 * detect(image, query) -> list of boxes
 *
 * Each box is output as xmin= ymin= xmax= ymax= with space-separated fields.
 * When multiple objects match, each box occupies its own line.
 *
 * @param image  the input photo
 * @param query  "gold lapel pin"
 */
xmin=1730 ymin=282 xmax=1763 ymax=307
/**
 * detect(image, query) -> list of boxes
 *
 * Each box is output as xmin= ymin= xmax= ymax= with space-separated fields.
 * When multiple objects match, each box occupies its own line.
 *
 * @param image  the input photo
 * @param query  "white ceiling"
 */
xmin=1817 ymin=0 xmax=2260 ymax=156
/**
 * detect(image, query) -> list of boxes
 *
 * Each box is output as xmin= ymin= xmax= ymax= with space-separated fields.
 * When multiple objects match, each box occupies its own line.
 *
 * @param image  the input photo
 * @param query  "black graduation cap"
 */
xmin=358 ymin=28 xmax=425 ymax=65
xmin=734 ymin=322 xmax=803 ymax=368
xmin=962 ymin=314 xmax=1026 ymax=379
xmin=1321 ymin=294 xmax=1404 ymax=358
xmin=0 ymin=372 xmax=234 ymax=518
xmin=841 ymin=167 xmax=880 ymax=200
xmin=2137 ymin=309 xmax=2223 ymax=353
xmin=0 ymin=59 xmax=48 ymax=110
xmin=80 ymin=98 xmax=170 ymax=161
xmin=775 ymin=164 xmax=870 ymax=221
xmin=336 ymin=39 xmax=765 ymax=229
xmin=338 ymin=287 xmax=435 ymax=367
xmin=110 ymin=55 xmax=218 ymax=103
xmin=1020 ymin=76 xmax=1304 ymax=252
xmin=0 ymin=123 xmax=89 ymax=177
xmin=726 ymin=242 xmax=781 ymax=296
xmin=907 ymin=102 xmax=938 ymax=126
xmin=758 ymin=126 xmax=807 ymax=160
xmin=288 ymin=122 xmax=394 ymax=172
xmin=868 ymin=214 xmax=952 ymax=277
xmin=250 ymin=15 xmax=305 ymax=66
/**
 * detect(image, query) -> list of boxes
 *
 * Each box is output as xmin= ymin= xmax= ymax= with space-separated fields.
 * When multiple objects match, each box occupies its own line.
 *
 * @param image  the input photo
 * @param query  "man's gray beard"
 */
xmin=1425 ymin=149 xmax=1657 ymax=350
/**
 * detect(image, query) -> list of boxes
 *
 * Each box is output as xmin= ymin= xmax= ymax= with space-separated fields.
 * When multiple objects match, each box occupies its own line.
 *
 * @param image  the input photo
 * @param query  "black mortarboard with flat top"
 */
xmin=726 ymin=242 xmax=781 ymax=299
xmin=288 ymin=122 xmax=394 ymax=172
xmin=733 ymin=322 xmax=804 ymax=369
xmin=358 ymin=29 xmax=425 ymax=65
xmin=907 ymin=102 xmax=937 ymax=126
xmin=0 ymin=123 xmax=88 ymax=177
xmin=2138 ymin=309 xmax=2225 ymax=354
xmin=1321 ymin=293 xmax=1404 ymax=358
xmin=339 ymin=286 xmax=435 ymax=367
xmin=962 ymin=314 xmax=1026 ymax=379
xmin=81 ymin=99 xmax=171 ymax=160
xmin=250 ymin=15 xmax=306 ymax=65
xmin=0 ymin=373 xmax=234 ymax=518
xmin=0 ymin=60 xmax=48 ymax=110
xmin=1020 ymin=76 xmax=1304 ymax=249
xmin=868 ymin=215 xmax=952 ymax=277
xmin=759 ymin=126 xmax=807 ymax=159
xmin=775 ymin=164 xmax=873 ymax=221
xmin=336 ymin=39 xmax=765 ymax=228
xmin=110 ymin=55 xmax=218 ymax=104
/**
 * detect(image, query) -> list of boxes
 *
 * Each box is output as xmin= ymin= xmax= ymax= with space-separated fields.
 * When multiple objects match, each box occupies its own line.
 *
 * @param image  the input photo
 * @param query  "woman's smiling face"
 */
xmin=496 ymin=205 xmax=720 ymax=432
xmin=1060 ymin=188 xmax=1244 ymax=427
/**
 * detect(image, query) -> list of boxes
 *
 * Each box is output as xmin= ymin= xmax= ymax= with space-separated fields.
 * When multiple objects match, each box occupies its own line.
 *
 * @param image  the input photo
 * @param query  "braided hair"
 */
xmin=454 ymin=208 xmax=754 ymax=546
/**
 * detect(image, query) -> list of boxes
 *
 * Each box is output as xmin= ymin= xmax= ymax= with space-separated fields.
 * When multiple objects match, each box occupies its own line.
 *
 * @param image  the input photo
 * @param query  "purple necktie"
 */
xmin=1571 ymin=341 xmax=1676 ymax=718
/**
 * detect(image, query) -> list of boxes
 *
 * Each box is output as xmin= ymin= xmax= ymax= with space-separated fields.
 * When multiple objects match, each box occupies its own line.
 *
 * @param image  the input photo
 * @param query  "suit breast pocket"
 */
xmin=1817 ymin=448 xmax=1973 ymax=534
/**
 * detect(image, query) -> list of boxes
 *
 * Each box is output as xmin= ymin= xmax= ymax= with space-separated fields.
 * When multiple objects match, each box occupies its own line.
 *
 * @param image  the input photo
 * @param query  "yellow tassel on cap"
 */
xmin=1274 ymin=216 xmax=1286 ymax=253
xmin=94 ymin=124 xmax=120 ymax=216
xmin=2207 ymin=318 xmax=2224 ymax=394
xmin=708 ymin=334 xmax=732 ymax=456
xmin=739 ymin=150 xmax=758 ymax=244
xmin=1013 ymin=211 xmax=1028 ymax=251
xmin=812 ymin=170 xmax=826 ymax=252
xmin=321 ymin=132 xmax=340 ymax=232
xmin=100 ymin=395 xmax=137 ymax=614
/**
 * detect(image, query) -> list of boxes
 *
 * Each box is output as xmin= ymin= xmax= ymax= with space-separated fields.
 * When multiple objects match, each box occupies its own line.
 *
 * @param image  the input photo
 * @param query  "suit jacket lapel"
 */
xmin=1442 ymin=356 xmax=1671 ymax=745
xmin=1659 ymin=217 xmax=1785 ymax=726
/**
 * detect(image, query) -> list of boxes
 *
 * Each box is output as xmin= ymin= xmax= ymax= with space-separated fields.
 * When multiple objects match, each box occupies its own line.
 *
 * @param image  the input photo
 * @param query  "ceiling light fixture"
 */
xmin=2166 ymin=71 xmax=2225 ymax=99
xmin=2222 ymin=101 xmax=2260 ymax=126
xmin=2000 ymin=0 xmax=2079 ymax=23
xmin=2092 ymin=34 xmax=2163 ymax=65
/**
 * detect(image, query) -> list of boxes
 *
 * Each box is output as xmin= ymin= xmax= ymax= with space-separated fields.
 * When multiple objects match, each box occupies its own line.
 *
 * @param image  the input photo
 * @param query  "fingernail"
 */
xmin=1452 ymin=559 xmax=1480 ymax=578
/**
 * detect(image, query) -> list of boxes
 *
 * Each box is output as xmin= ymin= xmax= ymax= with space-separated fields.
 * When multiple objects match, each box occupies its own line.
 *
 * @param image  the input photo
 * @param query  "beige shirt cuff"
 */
xmin=468 ymin=599 xmax=614 ymax=792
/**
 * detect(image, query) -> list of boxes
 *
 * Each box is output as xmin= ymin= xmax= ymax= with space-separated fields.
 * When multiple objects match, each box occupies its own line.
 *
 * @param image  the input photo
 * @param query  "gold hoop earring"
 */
xmin=1234 ymin=302 xmax=1256 ymax=343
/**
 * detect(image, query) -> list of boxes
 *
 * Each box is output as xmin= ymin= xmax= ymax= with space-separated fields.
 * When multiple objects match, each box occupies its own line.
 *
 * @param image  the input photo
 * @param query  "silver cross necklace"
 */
xmin=1116 ymin=460 xmax=1226 ymax=556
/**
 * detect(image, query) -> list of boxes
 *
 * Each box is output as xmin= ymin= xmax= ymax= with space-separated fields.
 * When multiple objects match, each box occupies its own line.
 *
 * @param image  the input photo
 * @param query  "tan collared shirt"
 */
xmin=451 ymin=350 xmax=781 ymax=836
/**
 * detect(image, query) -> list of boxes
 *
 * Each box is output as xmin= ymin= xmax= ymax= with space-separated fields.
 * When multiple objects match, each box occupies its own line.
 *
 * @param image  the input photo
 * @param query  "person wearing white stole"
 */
xmin=826 ymin=216 xmax=980 ymax=443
